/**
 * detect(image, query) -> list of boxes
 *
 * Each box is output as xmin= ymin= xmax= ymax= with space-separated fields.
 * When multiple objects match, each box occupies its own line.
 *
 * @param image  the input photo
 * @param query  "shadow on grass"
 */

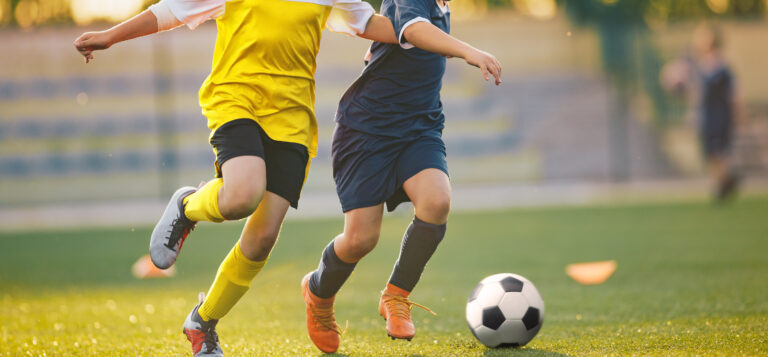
xmin=483 ymin=347 xmax=570 ymax=356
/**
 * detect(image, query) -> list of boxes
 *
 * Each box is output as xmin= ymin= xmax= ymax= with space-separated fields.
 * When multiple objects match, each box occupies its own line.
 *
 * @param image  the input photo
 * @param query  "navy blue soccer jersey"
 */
xmin=699 ymin=65 xmax=733 ymax=132
xmin=335 ymin=0 xmax=451 ymax=138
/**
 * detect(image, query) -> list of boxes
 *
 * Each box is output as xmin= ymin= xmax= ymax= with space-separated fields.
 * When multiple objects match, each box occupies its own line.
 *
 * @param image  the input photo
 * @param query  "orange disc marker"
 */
xmin=566 ymin=260 xmax=617 ymax=285
xmin=132 ymin=254 xmax=176 ymax=279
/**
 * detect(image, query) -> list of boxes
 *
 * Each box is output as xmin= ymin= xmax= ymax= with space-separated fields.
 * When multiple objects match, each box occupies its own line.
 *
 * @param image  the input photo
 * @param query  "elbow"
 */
xmin=401 ymin=27 xmax=415 ymax=45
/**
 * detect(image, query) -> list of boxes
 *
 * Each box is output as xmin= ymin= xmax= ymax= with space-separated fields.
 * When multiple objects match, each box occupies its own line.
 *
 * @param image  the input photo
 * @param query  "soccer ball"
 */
xmin=466 ymin=273 xmax=544 ymax=348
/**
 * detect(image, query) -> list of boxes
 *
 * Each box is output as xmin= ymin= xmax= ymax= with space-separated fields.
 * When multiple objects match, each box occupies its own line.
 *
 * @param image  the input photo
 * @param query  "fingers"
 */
xmin=77 ymin=47 xmax=94 ymax=63
xmin=487 ymin=60 xmax=501 ymax=85
xmin=74 ymin=35 xmax=95 ymax=64
xmin=479 ymin=63 xmax=490 ymax=81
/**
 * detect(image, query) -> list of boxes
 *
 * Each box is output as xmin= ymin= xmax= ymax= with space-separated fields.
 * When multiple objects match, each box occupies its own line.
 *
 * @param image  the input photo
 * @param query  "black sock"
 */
xmin=309 ymin=241 xmax=357 ymax=299
xmin=388 ymin=216 xmax=447 ymax=292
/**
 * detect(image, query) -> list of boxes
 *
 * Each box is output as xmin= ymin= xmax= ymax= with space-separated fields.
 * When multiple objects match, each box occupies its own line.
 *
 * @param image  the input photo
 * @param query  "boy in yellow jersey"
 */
xmin=74 ymin=0 xmax=397 ymax=355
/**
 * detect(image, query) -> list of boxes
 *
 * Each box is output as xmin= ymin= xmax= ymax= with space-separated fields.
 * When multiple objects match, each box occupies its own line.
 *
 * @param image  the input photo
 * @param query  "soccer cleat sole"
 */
xmin=388 ymin=334 xmax=412 ymax=341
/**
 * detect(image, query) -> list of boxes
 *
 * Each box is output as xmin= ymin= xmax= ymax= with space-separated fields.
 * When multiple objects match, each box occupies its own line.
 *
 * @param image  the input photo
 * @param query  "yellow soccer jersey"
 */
xmin=154 ymin=0 xmax=374 ymax=157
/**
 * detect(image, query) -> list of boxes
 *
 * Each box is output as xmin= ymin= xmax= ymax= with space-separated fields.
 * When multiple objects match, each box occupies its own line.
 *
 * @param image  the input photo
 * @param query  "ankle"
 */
xmin=384 ymin=283 xmax=410 ymax=298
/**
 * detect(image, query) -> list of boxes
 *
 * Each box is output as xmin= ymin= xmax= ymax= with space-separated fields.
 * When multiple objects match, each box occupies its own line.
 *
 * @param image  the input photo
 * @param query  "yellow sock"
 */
xmin=198 ymin=242 xmax=267 ymax=321
xmin=183 ymin=179 xmax=225 ymax=222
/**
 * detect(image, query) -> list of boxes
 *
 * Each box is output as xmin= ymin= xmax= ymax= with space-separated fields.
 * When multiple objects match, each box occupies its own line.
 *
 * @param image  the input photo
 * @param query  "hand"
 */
xmin=464 ymin=48 xmax=502 ymax=85
xmin=73 ymin=31 xmax=113 ymax=64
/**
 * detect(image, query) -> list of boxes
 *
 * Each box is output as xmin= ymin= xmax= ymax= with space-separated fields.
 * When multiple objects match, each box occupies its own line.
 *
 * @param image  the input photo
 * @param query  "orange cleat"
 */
xmin=378 ymin=283 xmax=437 ymax=341
xmin=301 ymin=273 xmax=343 ymax=353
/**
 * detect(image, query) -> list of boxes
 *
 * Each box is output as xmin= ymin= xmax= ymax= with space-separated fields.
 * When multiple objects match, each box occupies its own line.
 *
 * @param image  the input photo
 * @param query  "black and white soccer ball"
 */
xmin=466 ymin=273 xmax=544 ymax=348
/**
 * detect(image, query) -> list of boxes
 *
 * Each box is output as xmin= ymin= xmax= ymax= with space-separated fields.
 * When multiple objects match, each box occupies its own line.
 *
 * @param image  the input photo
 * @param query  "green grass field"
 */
xmin=2 ymin=198 xmax=767 ymax=356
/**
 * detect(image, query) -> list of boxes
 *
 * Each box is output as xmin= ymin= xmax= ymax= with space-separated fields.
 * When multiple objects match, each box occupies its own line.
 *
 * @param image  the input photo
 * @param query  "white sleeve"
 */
xmin=149 ymin=2 xmax=183 ymax=32
xmin=151 ymin=0 xmax=226 ymax=30
xmin=326 ymin=0 xmax=375 ymax=36
xmin=398 ymin=17 xmax=429 ymax=49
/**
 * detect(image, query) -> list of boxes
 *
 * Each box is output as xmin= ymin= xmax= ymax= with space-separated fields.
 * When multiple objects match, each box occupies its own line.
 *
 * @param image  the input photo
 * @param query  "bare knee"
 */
xmin=220 ymin=183 xmax=264 ymax=220
xmin=416 ymin=194 xmax=451 ymax=224
xmin=337 ymin=229 xmax=379 ymax=262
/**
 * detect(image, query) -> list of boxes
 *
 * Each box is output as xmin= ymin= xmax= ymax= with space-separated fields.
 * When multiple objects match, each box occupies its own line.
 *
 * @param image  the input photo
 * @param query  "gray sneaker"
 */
xmin=183 ymin=293 xmax=224 ymax=357
xmin=150 ymin=186 xmax=197 ymax=269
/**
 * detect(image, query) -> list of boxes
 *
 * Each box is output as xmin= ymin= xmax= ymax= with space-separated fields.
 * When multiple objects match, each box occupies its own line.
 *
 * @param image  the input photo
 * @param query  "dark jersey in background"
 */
xmin=698 ymin=64 xmax=734 ymax=157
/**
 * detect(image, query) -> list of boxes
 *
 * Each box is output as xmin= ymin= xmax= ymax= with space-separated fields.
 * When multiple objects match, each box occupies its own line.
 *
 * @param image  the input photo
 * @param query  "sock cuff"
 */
xmin=413 ymin=216 xmax=447 ymax=238
xmin=234 ymin=241 xmax=268 ymax=269
xmin=184 ymin=179 xmax=225 ymax=222
xmin=222 ymin=242 xmax=266 ymax=286
xmin=326 ymin=240 xmax=357 ymax=267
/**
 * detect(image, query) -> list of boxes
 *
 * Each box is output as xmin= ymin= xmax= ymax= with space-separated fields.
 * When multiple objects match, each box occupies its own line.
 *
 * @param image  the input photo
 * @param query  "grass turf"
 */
xmin=1 ymin=198 xmax=767 ymax=356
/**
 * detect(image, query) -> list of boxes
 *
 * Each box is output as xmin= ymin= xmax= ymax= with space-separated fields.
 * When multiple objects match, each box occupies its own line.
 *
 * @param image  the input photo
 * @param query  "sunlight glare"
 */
xmin=525 ymin=0 xmax=557 ymax=20
xmin=706 ymin=0 xmax=729 ymax=14
xmin=70 ymin=0 xmax=144 ymax=25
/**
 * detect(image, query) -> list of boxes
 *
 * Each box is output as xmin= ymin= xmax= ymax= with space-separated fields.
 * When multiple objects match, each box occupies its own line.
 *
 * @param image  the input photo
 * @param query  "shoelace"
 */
xmin=200 ymin=322 xmax=220 ymax=353
xmin=165 ymin=215 xmax=196 ymax=250
xmin=382 ymin=291 xmax=438 ymax=320
xmin=309 ymin=303 xmax=348 ymax=335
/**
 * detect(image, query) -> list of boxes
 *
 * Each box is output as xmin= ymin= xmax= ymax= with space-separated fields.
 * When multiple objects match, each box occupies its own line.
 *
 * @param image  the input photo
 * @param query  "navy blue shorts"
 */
xmin=332 ymin=124 xmax=448 ymax=213
xmin=700 ymin=124 xmax=732 ymax=159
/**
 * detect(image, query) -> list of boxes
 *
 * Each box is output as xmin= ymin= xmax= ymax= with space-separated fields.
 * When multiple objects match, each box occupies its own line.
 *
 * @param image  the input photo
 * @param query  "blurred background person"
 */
xmin=662 ymin=23 xmax=745 ymax=203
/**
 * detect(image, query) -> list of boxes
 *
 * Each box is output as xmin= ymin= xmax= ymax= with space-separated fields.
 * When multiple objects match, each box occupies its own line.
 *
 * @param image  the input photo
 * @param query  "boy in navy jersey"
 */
xmin=692 ymin=23 xmax=742 ymax=201
xmin=301 ymin=0 xmax=502 ymax=352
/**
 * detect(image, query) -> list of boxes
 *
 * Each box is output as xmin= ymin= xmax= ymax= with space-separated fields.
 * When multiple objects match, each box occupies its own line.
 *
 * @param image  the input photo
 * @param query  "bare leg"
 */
xmin=196 ymin=191 xmax=290 ymax=322
xmin=403 ymin=168 xmax=451 ymax=224
xmin=379 ymin=168 xmax=450 ymax=339
xmin=334 ymin=204 xmax=385 ymax=263
xmin=218 ymin=156 xmax=267 ymax=220
xmin=239 ymin=191 xmax=291 ymax=261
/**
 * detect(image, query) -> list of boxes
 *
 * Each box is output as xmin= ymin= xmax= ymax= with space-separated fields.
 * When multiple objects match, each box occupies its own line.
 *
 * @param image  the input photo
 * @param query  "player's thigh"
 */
xmin=220 ymin=155 xmax=267 ymax=201
xmin=239 ymin=191 xmax=290 ymax=261
xmin=212 ymin=119 xmax=269 ymax=201
xmin=403 ymin=168 xmax=451 ymax=219
xmin=344 ymin=204 xmax=385 ymax=238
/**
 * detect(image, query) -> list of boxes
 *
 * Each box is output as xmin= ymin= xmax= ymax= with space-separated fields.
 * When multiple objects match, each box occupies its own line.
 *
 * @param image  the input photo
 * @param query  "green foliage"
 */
xmin=2 ymin=0 xmax=765 ymax=28
xmin=2 ymin=198 xmax=767 ymax=355
xmin=560 ymin=0 xmax=765 ymax=25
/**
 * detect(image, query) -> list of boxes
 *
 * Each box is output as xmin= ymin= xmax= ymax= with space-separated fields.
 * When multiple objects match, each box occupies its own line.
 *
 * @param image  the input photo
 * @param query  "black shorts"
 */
xmin=210 ymin=119 xmax=309 ymax=208
xmin=332 ymin=123 xmax=448 ymax=213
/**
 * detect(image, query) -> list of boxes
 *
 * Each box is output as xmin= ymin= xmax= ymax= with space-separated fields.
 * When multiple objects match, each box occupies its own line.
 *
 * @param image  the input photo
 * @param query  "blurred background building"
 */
xmin=1 ymin=0 xmax=767 ymax=228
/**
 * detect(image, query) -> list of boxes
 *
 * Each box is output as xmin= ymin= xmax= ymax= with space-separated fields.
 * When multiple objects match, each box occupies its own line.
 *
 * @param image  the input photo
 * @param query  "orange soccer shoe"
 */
xmin=301 ymin=273 xmax=343 ymax=353
xmin=378 ymin=283 xmax=437 ymax=341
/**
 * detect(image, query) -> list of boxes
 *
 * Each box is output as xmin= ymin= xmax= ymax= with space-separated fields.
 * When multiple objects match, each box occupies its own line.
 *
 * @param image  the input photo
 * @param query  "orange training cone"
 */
xmin=132 ymin=254 xmax=176 ymax=279
xmin=566 ymin=260 xmax=617 ymax=285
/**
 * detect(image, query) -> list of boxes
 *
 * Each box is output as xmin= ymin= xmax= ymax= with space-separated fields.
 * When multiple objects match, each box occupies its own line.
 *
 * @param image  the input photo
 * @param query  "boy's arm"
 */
xmin=404 ymin=22 xmax=502 ymax=85
xmin=731 ymin=84 xmax=747 ymax=128
xmin=327 ymin=1 xmax=397 ymax=44
xmin=359 ymin=15 xmax=398 ymax=44
xmin=74 ymin=0 xmax=223 ymax=63
xmin=73 ymin=10 xmax=163 ymax=63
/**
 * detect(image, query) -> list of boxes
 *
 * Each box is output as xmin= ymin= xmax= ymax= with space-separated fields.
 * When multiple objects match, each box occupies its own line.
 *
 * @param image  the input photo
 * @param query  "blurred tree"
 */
xmin=2 ymin=0 xmax=765 ymax=28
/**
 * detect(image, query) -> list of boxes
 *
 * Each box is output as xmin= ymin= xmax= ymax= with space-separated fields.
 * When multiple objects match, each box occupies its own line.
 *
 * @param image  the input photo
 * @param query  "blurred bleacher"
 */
xmin=0 ymin=16 xmax=766 ymax=221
